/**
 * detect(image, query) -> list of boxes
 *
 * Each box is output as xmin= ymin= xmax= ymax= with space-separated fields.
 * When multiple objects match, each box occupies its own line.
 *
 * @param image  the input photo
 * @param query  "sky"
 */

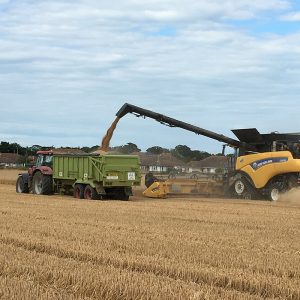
xmin=0 ymin=0 xmax=299 ymax=153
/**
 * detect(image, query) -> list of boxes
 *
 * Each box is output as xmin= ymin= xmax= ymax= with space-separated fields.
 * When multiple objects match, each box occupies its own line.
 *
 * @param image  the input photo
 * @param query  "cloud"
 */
xmin=0 ymin=0 xmax=299 ymax=152
xmin=281 ymin=11 xmax=300 ymax=21
xmin=144 ymin=10 xmax=181 ymax=21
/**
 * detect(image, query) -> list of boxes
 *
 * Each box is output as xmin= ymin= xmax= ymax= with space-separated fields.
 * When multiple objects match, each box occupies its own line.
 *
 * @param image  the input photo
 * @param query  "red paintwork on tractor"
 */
xmin=37 ymin=150 xmax=53 ymax=155
xmin=28 ymin=151 xmax=53 ymax=177
xmin=28 ymin=165 xmax=53 ymax=176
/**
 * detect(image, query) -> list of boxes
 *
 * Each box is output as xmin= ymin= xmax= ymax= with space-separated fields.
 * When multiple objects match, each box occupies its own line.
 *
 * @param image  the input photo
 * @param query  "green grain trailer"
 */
xmin=16 ymin=151 xmax=141 ymax=201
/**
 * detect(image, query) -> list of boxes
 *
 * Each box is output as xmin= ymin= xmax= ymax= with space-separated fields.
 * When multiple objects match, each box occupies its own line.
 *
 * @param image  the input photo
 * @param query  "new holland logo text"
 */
xmin=251 ymin=157 xmax=288 ymax=170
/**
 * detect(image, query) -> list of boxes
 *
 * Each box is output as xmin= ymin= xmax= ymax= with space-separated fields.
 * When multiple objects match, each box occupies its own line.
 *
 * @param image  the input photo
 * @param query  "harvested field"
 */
xmin=0 ymin=176 xmax=299 ymax=299
xmin=0 ymin=169 xmax=22 ymax=185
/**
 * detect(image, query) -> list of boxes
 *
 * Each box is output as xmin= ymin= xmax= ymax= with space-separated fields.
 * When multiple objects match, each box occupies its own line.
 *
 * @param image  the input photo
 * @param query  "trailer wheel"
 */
xmin=268 ymin=183 xmax=281 ymax=201
xmin=32 ymin=172 xmax=53 ymax=195
xmin=84 ymin=185 xmax=98 ymax=200
xmin=16 ymin=176 xmax=29 ymax=193
xmin=74 ymin=184 xmax=84 ymax=199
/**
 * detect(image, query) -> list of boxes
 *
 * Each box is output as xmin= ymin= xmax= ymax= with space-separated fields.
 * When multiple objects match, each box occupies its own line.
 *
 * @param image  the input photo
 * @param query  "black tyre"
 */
xmin=117 ymin=194 xmax=129 ymax=201
xmin=117 ymin=189 xmax=130 ymax=201
xmin=84 ymin=185 xmax=99 ymax=200
xmin=243 ymin=192 xmax=252 ymax=200
xmin=145 ymin=173 xmax=157 ymax=188
xmin=16 ymin=176 xmax=29 ymax=193
xmin=268 ymin=183 xmax=281 ymax=201
xmin=190 ymin=174 xmax=199 ymax=179
xmin=111 ymin=187 xmax=130 ymax=201
xmin=74 ymin=184 xmax=84 ymax=199
xmin=32 ymin=172 xmax=53 ymax=195
xmin=287 ymin=175 xmax=298 ymax=189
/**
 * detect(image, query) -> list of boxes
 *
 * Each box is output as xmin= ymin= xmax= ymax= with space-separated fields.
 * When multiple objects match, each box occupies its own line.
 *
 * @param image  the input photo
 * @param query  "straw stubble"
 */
xmin=0 ymin=183 xmax=299 ymax=299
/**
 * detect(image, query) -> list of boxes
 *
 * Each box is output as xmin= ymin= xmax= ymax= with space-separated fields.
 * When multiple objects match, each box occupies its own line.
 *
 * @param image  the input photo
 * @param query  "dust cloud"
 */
xmin=280 ymin=188 xmax=300 ymax=204
xmin=93 ymin=117 xmax=120 ymax=154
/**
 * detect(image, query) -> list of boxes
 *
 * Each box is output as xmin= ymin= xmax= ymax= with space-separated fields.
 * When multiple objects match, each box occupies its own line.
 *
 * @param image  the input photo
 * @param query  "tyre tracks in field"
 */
xmin=0 ymin=235 xmax=298 ymax=300
xmin=0 ymin=243 xmax=251 ymax=300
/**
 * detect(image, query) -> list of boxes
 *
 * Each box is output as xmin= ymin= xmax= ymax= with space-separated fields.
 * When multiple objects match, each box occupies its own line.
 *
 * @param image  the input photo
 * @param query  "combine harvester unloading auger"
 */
xmin=113 ymin=103 xmax=300 ymax=201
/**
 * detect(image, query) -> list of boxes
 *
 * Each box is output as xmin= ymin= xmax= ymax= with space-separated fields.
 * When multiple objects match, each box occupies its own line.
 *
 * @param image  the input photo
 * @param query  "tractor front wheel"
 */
xmin=16 ymin=176 xmax=29 ymax=193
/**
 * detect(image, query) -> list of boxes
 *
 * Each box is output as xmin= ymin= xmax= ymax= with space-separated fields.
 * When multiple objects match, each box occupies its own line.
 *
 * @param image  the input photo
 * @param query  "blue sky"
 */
xmin=0 ymin=0 xmax=299 ymax=153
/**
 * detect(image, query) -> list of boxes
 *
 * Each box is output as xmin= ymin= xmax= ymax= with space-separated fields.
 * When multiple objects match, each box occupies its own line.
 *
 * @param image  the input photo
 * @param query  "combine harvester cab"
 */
xmin=16 ymin=151 xmax=141 ymax=201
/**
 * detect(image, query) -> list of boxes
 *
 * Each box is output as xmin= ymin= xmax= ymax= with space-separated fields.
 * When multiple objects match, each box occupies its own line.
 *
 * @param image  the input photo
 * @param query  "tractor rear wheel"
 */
xmin=74 ymin=184 xmax=84 ymax=199
xmin=16 ymin=176 xmax=29 ymax=193
xmin=84 ymin=185 xmax=99 ymax=200
xmin=32 ymin=172 xmax=53 ymax=195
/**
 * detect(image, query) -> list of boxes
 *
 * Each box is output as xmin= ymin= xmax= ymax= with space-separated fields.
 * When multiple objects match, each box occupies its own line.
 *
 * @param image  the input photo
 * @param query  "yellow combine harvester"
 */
xmin=116 ymin=103 xmax=300 ymax=201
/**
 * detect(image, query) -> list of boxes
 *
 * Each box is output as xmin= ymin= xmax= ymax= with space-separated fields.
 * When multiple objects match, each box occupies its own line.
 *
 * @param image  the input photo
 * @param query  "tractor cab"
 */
xmin=35 ymin=151 xmax=53 ymax=167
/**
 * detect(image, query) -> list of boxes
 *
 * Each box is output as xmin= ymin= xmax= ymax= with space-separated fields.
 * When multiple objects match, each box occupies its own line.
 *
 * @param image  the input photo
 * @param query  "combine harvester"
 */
xmin=115 ymin=103 xmax=300 ymax=201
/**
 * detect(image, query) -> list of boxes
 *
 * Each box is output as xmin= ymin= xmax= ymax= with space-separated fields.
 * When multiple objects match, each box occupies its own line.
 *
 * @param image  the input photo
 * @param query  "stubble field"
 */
xmin=0 ymin=170 xmax=299 ymax=299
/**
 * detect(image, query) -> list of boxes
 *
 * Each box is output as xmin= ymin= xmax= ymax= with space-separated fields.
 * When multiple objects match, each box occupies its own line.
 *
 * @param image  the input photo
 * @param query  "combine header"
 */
xmin=143 ymin=175 xmax=225 ymax=198
xmin=116 ymin=103 xmax=300 ymax=201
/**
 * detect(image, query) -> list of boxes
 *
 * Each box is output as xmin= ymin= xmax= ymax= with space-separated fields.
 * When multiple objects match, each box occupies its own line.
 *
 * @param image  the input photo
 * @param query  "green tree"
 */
xmin=171 ymin=145 xmax=193 ymax=162
xmin=0 ymin=141 xmax=26 ymax=155
xmin=146 ymin=146 xmax=169 ymax=154
xmin=191 ymin=150 xmax=211 ymax=161
xmin=118 ymin=143 xmax=141 ymax=154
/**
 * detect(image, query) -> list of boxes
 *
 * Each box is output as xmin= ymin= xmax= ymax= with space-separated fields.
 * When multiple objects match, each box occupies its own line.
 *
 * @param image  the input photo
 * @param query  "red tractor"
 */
xmin=16 ymin=151 xmax=53 ymax=195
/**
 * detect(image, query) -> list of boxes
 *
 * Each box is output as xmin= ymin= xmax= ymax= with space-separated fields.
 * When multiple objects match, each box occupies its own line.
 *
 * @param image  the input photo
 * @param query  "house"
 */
xmin=0 ymin=153 xmax=23 ymax=168
xmin=188 ymin=156 xmax=229 ymax=174
xmin=132 ymin=152 xmax=187 ymax=173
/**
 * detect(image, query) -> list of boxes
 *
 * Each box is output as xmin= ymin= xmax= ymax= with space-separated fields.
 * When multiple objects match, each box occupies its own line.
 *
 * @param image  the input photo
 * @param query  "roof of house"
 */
xmin=133 ymin=152 xmax=186 ymax=167
xmin=188 ymin=156 xmax=229 ymax=169
xmin=0 ymin=153 xmax=22 ymax=164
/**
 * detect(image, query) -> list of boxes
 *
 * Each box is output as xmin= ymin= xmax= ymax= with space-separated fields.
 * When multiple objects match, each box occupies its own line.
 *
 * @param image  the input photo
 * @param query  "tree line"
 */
xmin=0 ymin=141 xmax=221 ymax=162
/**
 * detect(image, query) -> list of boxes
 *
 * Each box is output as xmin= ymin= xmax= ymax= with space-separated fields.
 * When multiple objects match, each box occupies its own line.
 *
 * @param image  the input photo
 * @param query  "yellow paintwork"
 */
xmin=143 ymin=181 xmax=168 ymax=198
xmin=143 ymin=151 xmax=300 ymax=198
xmin=143 ymin=179 xmax=224 ymax=198
xmin=236 ymin=151 xmax=300 ymax=188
